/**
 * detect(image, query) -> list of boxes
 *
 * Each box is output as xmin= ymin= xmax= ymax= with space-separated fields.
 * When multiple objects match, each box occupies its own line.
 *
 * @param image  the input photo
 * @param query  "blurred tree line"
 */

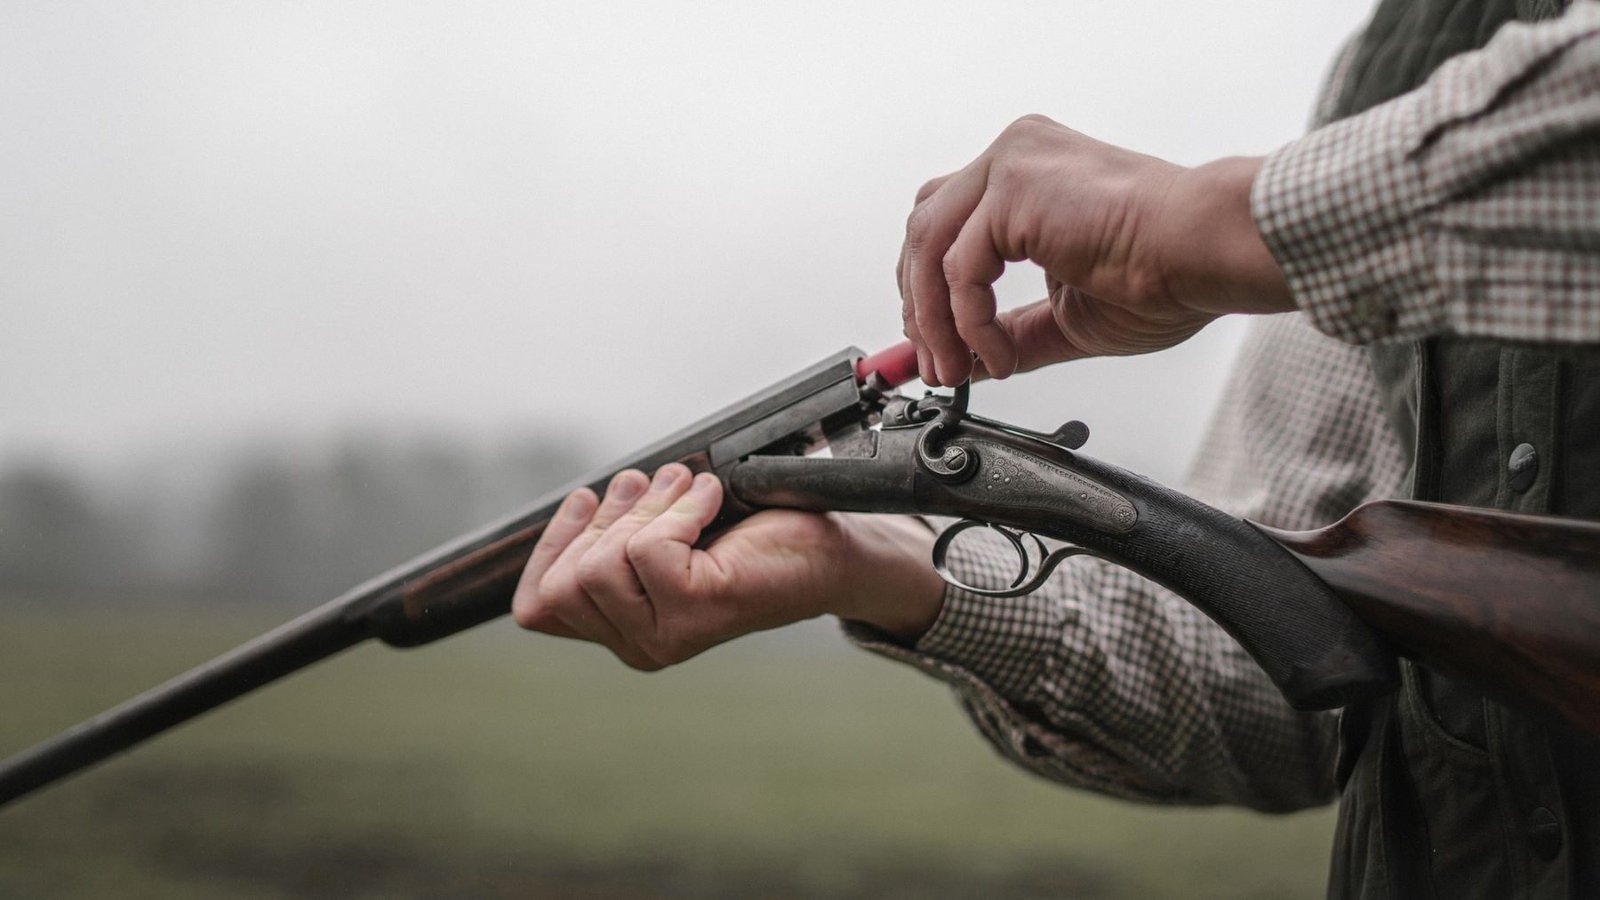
xmin=0 ymin=433 xmax=588 ymax=605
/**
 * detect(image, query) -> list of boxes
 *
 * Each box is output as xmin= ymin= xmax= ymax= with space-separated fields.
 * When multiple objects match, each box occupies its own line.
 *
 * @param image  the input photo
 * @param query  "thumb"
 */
xmin=970 ymin=298 xmax=1082 ymax=380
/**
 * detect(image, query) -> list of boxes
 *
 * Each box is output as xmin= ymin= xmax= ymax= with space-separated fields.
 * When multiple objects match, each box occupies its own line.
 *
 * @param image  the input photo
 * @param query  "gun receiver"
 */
xmin=5 ymin=344 xmax=1599 ymax=808
xmin=726 ymin=382 xmax=1399 ymax=711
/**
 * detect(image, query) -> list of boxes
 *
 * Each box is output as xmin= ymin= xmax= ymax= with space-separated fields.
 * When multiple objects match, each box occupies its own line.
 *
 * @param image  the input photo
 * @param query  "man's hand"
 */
xmin=511 ymin=464 xmax=947 ymax=670
xmin=899 ymin=115 xmax=1294 ymax=386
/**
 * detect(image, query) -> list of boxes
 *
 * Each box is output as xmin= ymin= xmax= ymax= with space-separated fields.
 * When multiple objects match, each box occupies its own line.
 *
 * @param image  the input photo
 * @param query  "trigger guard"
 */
xmin=931 ymin=519 xmax=1092 ymax=598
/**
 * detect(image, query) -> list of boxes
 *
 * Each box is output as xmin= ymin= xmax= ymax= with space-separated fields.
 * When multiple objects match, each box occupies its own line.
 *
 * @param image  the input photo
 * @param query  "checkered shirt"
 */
xmin=847 ymin=0 xmax=1600 ymax=812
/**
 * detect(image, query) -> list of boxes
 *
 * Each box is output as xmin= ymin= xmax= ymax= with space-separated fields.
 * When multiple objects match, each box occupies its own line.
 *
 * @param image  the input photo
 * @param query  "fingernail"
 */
xmin=610 ymin=472 xmax=644 ymax=501
xmin=691 ymin=472 xmax=718 ymax=492
xmin=652 ymin=465 xmax=684 ymax=490
xmin=561 ymin=491 xmax=592 ymax=518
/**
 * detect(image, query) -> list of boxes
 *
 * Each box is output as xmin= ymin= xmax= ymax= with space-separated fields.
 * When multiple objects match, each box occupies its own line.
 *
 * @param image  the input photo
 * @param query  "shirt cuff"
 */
xmin=838 ymin=545 xmax=1221 ymax=803
xmin=1252 ymin=3 xmax=1600 ymax=345
xmin=841 ymin=531 xmax=1064 ymax=701
xmin=1251 ymin=90 xmax=1443 ymax=344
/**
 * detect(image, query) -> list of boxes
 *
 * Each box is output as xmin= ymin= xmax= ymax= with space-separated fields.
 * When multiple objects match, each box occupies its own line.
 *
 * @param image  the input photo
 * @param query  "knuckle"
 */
xmin=990 ymin=146 xmax=1028 ymax=183
xmin=619 ymin=641 xmax=669 ymax=672
xmin=654 ymin=641 xmax=691 ymax=668
xmin=511 ymin=589 xmax=546 ymax=630
xmin=950 ymin=291 xmax=980 ymax=319
xmin=901 ymin=302 xmax=918 ymax=328
xmin=1008 ymin=113 xmax=1053 ymax=134
xmin=623 ymin=532 xmax=654 ymax=566
xmin=511 ymin=603 xmax=537 ymax=631
xmin=574 ymin=554 xmax=610 ymax=592
xmin=1125 ymin=264 xmax=1170 ymax=308
xmin=639 ymin=628 xmax=688 ymax=667
xmin=940 ymin=248 xmax=966 ymax=284
xmin=904 ymin=203 xmax=932 ymax=247
xmin=630 ymin=639 xmax=666 ymax=671
xmin=952 ymin=294 xmax=993 ymax=330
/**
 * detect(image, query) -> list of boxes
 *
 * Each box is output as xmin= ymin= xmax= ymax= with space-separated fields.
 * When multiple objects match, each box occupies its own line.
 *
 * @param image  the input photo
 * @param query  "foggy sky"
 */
xmin=2 ymin=1 xmax=1372 ymax=486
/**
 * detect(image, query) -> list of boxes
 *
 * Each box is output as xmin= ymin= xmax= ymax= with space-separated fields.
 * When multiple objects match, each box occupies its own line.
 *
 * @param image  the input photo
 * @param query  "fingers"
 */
xmin=512 ymin=470 xmax=644 ymax=658
xmin=627 ymin=472 xmax=723 ymax=602
xmin=899 ymin=172 xmax=956 ymax=383
xmin=896 ymin=244 xmax=932 ymax=381
xmin=577 ymin=465 xmax=698 ymax=641
xmin=511 ymin=465 xmax=711 ymax=671
xmin=519 ymin=488 xmax=597 ymax=595
xmin=915 ymin=174 xmax=951 ymax=203
xmin=1000 ymin=296 xmax=1086 ymax=371
xmin=903 ymin=165 xmax=989 ymax=385
xmin=943 ymin=199 xmax=1016 ymax=379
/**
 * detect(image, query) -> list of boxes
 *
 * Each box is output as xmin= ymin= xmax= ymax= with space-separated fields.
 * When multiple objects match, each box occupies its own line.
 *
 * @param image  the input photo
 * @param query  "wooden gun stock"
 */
xmin=1259 ymin=501 xmax=1600 ymax=735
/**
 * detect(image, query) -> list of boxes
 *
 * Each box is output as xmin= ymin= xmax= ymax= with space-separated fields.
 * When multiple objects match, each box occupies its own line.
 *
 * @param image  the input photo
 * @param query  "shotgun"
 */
xmin=2 ymin=343 xmax=1597 ymax=807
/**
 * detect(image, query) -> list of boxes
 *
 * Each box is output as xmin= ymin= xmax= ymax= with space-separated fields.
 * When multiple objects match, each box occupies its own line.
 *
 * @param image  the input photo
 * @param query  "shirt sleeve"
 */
xmin=1254 ymin=0 xmax=1600 ymax=344
xmin=844 ymin=313 xmax=1408 ymax=814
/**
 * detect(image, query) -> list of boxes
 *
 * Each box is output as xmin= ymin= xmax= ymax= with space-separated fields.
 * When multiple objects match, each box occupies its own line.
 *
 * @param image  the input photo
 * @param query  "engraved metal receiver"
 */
xmin=728 ymin=370 xmax=1396 ymax=712
xmin=892 ymin=382 xmax=1111 ymax=598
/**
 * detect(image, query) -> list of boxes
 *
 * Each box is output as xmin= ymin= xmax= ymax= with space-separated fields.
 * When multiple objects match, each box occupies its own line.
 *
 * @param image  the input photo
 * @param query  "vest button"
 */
xmin=1508 ymin=443 xmax=1538 ymax=492
xmin=1527 ymin=806 xmax=1562 ymax=860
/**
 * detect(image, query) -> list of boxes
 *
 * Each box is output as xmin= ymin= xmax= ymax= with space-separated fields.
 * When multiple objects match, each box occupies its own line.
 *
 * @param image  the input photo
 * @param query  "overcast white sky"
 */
xmin=2 ymin=1 xmax=1373 ymax=486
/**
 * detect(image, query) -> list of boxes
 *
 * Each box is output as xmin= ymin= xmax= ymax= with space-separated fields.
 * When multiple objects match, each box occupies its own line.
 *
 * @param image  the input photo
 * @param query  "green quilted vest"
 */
xmin=1327 ymin=2 xmax=1600 ymax=897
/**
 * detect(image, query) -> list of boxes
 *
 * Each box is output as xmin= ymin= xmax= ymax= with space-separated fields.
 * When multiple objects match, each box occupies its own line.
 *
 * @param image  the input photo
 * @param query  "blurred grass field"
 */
xmin=0 ymin=605 xmax=1336 ymax=899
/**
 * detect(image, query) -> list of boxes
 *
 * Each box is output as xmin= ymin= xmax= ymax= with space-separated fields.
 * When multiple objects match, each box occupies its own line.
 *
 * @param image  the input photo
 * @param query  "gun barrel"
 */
xmin=0 ymin=347 xmax=878 ymax=808
xmin=0 ymin=603 xmax=370 ymax=806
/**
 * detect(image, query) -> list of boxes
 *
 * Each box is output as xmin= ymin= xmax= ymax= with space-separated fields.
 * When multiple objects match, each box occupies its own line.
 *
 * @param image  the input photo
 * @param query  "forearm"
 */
xmin=1099 ymin=2 xmax=1600 ymax=348
xmin=1154 ymin=157 xmax=1290 ymax=319
xmin=846 ymin=537 xmax=1340 ymax=812
xmin=1254 ymin=0 xmax=1600 ymax=344
xmin=829 ymin=513 xmax=947 ymax=642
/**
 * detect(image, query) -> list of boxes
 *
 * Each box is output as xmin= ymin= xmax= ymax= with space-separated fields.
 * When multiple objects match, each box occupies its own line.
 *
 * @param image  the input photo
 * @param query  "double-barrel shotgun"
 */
xmin=2 ymin=343 xmax=1598 ymax=807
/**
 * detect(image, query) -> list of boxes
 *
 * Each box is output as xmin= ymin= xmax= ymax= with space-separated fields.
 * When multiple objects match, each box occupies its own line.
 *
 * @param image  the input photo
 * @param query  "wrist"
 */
xmin=829 ymin=514 xmax=946 ymax=644
xmin=1157 ymin=157 xmax=1293 ymax=317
